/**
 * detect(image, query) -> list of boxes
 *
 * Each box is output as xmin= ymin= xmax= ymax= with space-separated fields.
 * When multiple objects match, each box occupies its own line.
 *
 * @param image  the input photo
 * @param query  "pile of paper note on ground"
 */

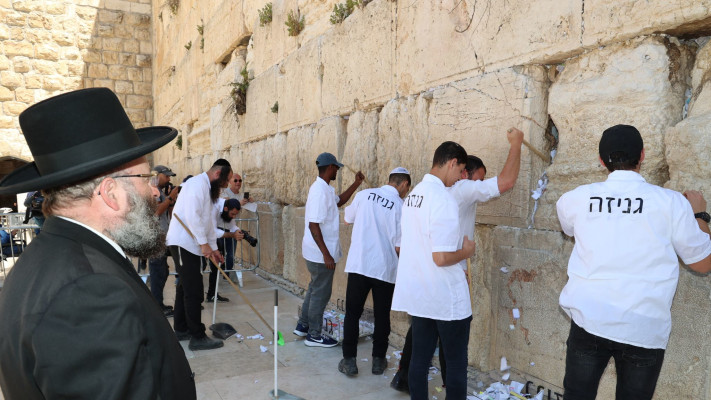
xmin=468 ymin=381 xmax=544 ymax=400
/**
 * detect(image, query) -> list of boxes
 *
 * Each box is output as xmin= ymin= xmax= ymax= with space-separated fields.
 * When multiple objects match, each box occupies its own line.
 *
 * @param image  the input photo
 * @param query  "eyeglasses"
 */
xmin=114 ymin=172 xmax=159 ymax=187
xmin=234 ymin=179 xmax=242 ymax=183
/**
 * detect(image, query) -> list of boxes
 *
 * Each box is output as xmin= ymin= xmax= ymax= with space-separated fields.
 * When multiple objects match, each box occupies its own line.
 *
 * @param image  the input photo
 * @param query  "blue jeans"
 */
xmin=564 ymin=320 xmax=665 ymax=400
xmin=148 ymin=254 xmax=169 ymax=305
xmin=409 ymin=315 xmax=472 ymax=400
xmin=298 ymin=259 xmax=335 ymax=337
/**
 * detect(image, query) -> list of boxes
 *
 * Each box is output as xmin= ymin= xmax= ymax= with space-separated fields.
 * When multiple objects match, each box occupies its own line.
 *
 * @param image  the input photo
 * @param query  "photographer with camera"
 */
xmin=206 ymin=198 xmax=258 ymax=302
xmin=147 ymin=165 xmax=179 ymax=317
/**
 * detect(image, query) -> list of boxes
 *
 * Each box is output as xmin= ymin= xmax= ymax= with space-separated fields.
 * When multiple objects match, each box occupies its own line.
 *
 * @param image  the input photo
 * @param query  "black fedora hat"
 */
xmin=0 ymin=88 xmax=177 ymax=194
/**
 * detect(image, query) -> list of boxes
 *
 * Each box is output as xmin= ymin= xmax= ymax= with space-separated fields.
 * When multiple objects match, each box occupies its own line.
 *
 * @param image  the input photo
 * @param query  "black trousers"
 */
xmin=398 ymin=325 xmax=447 ymax=384
xmin=342 ymin=273 xmax=395 ymax=358
xmin=169 ymin=246 xmax=206 ymax=338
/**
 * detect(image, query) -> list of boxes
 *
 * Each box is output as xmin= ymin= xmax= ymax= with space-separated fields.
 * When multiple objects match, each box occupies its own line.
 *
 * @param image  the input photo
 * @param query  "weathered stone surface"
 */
xmin=247 ymin=0 xmax=300 ymax=77
xmin=428 ymin=66 xmax=549 ymax=228
xmin=244 ymin=65 xmax=278 ymax=141
xmin=4 ymin=41 xmax=34 ymax=57
xmin=664 ymin=114 xmax=711 ymax=192
xmin=320 ymin=0 xmax=394 ymax=115
xmin=202 ymin=0 xmax=248 ymax=64
xmin=688 ymin=40 xmax=711 ymax=118
xmin=396 ymin=0 xmax=581 ymax=95
xmin=276 ymin=38 xmax=322 ymax=132
xmin=583 ymin=0 xmax=711 ymax=47
xmin=341 ymin=110 xmax=380 ymax=190
xmin=540 ymin=36 xmax=693 ymax=231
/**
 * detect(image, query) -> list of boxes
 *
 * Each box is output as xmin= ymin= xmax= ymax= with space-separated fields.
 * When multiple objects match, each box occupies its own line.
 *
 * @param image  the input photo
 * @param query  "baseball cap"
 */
xmin=389 ymin=167 xmax=410 ymax=175
xmin=152 ymin=165 xmax=176 ymax=176
xmin=599 ymin=125 xmax=643 ymax=163
xmin=315 ymin=152 xmax=343 ymax=168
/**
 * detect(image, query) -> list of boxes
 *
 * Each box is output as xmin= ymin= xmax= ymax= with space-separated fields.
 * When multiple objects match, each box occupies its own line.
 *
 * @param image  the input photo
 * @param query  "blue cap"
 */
xmin=315 ymin=152 xmax=343 ymax=168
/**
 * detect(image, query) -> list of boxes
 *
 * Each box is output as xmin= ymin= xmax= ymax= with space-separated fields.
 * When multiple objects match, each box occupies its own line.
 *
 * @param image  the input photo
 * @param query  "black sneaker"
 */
xmin=338 ymin=357 xmax=358 ymax=376
xmin=304 ymin=334 xmax=338 ymax=348
xmin=189 ymin=336 xmax=224 ymax=351
xmin=372 ymin=356 xmax=387 ymax=375
xmin=175 ymin=330 xmax=191 ymax=341
xmin=206 ymin=294 xmax=229 ymax=303
xmin=293 ymin=322 xmax=308 ymax=337
xmin=390 ymin=369 xmax=409 ymax=393
xmin=163 ymin=308 xmax=174 ymax=318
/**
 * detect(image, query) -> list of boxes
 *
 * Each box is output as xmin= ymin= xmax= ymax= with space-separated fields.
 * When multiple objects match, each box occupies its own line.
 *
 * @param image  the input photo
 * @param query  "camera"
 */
xmin=241 ymin=230 xmax=258 ymax=247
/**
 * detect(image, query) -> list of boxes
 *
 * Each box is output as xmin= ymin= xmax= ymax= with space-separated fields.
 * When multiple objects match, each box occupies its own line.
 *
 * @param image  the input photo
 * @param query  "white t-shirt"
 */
xmin=344 ymin=185 xmax=403 ymax=284
xmin=557 ymin=170 xmax=711 ymax=349
xmin=391 ymin=174 xmax=471 ymax=321
xmin=302 ymin=177 xmax=342 ymax=264
xmin=221 ymin=187 xmax=243 ymax=201
xmin=166 ymin=172 xmax=218 ymax=255
xmin=448 ymin=177 xmax=500 ymax=270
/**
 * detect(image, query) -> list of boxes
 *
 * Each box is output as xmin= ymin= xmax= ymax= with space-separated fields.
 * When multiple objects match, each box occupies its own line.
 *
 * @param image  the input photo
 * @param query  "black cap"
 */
xmin=599 ymin=125 xmax=643 ymax=164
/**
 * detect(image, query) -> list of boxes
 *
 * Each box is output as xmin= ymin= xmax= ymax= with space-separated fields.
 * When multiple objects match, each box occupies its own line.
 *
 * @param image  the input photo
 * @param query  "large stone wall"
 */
xmin=2 ymin=1 xmax=710 ymax=396
xmin=0 ymin=0 xmax=154 ymax=163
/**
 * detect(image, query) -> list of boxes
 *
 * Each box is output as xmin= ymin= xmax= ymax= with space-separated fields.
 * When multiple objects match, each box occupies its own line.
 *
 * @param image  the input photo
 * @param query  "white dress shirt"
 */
xmin=557 ymin=170 xmax=711 ymax=349
xmin=391 ymin=174 xmax=471 ymax=321
xmin=166 ymin=172 xmax=218 ymax=256
xmin=221 ymin=187 xmax=243 ymax=201
xmin=448 ymin=177 xmax=499 ymax=270
xmin=302 ymin=177 xmax=342 ymax=264
xmin=344 ymin=185 xmax=403 ymax=284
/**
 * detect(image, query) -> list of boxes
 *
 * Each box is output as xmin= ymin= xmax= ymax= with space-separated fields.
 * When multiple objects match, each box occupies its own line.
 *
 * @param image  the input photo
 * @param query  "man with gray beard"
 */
xmin=0 ymin=88 xmax=196 ymax=400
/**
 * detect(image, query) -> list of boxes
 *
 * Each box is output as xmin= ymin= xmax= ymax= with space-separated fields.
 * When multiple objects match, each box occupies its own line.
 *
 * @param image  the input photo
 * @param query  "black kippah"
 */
xmin=212 ymin=158 xmax=231 ymax=168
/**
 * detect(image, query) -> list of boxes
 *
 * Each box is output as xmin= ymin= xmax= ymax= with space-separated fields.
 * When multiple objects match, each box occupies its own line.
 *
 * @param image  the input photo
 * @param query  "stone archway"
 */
xmin=0 ymin=156 xmax=30 ymax=212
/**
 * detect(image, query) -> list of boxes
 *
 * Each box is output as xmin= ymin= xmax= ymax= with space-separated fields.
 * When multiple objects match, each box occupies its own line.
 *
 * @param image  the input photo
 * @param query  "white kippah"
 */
xmin=389 ymin=167 xmax=410 ymax=175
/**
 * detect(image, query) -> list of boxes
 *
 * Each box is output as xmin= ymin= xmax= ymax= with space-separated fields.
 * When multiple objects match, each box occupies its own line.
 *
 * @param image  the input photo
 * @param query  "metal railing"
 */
xmin=0 ymin=212 xmax=40 ymax=279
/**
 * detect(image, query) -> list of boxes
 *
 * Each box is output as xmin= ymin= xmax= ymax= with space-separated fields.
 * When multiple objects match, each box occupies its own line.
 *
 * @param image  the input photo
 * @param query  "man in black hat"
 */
xmin=557 ymin=124 xmax=711 ymax=400
xmin=0 ymin=88 xmax=196 ymax=399
xmin=166 ymin=158 xmax=232 ymax=351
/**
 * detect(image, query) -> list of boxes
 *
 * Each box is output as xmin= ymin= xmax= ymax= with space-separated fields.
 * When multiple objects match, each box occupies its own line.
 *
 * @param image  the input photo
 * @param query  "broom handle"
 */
xmin=173 ymin=214 xmax=275 ymax=334
xmin=522 ymin=139 xmax=551 ymax=163
xmin=343 ymin=164 xmax=372 ymax=188
xmin=274 ymin=289 xmax=278 ymax=398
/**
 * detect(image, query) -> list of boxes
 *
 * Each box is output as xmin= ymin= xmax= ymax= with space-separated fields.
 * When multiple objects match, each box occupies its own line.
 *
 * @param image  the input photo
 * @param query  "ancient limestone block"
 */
xmin=33 ymin=60 xmax=57 ymax=74
xmin=202 ymin=0 xmax=247 ymax=65
xmin=113 ymin=80 xmax=132 ymax=94
xmin=276 ymin=38 xmax=322 ymax=132
xmin=12 ymin=57 xmax=30 ymax=73
xmin=0 ymin=86 xmax=13 ymax=101
xmin=5 ymin=11 xmax=27 ymax=26
xmin=12 ymin=1 xmax=42 ymax=12
xmin=103 ymin=37 xmax=123 ymax=52
xmin=341 ymin=110 xmax=380 ymax=187
xmin=45 ymin=2 xmax=65 ymax=15
xmin=61 ymin=48 xmax=81 ymax=61
xmin=664 ymin=114 xmax=711 ymax=192
xmin=583 ymin=0 xmax=711 ymax=47
xmin=244 ymin=65 xmax=278 ymax=142
xmin=126 ymin=94 xmax=151 ymax=108
xmin=25 ymin=74 xmax=41 ymax=89
xmin=105 ymin=0 xmax=131 ymax=13
xmin=320 ymin=0 xmax=394 ymax=116
xmin=689 ymin=41 xmax=711 ymax=118
xmin=295 ymin=0 xmax=341 ymax=46
xmin=41 ymin=76 xmax=63 ymax=90
xmin=395 ymin=0 xmax=581 ymax=96
xmin=426 ymin=66 xmax=549 ymax=227
xmin=135 ymin=54 xmax=151 ymax=67
xmin=87 ymin=63 xmax=108 ymax=78
xmin=125 ymin=13 xmax=150 ymax=27
xmin=81 ymin=49 xmax=102 ymax=63
xmin=122 ymin=39 xmax=139 ymax=53
xmin=129 ymin=2 xmax=150 ymax=14
xmin=241 ymin=0 xmax=271 ymax=33
xmin=108 ymin=64 xmax=127 ymax=80
xmin=376 ymin=96 xmax=431 ymax=185
xmin=14 ymin=87 xmax=33 ymax=103
xmin=0 ymin=71 xmax=22 ymax=88
xmin=0 ymin=25 xmax=10 ymax=40
xmin=98 ymin=9 xmax=124 ymax=24
xmin=75 ymin=6 xmax=98 ymax=20
xmin=35 ymin=44 xmax=60 ymax=61
xmin=3 ymin=101 xmax=27 ymax=116
xmin=541 ymin=36 xmax=693 ymax=231
xmin=119 ymin=53 xmax=136 ymax=66
xmin=26 ymin=29 xmax=51 ymax=44
xmin=247 ymin=0 xmax=299 ymax=77
xmin=4 ymin=41 xmax=34 ymax=58
xmin=0 ymin=56 xmax=8 ymax=71
xmin=102 ymin=51 xmax=118 ymax=64
xmin=0 ymin=116 xmax=15 ymax=129
xmin=133 ymin=81 xmax=150 ymax=95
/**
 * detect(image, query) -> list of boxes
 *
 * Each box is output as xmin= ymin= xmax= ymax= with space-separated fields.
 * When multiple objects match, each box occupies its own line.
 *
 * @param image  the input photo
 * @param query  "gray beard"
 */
xmin=106 ymin=190 xmax=166 ymax=259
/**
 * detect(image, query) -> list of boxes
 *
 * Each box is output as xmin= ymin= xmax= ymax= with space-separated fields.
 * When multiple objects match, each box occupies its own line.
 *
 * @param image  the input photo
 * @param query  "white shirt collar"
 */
xmin=422 ymin=173 xmax=446 ymax=187
xmin=606 ymin=170 xmax=646 ymax=183
xmin=58 ymin=216 xmax=127 ymax=258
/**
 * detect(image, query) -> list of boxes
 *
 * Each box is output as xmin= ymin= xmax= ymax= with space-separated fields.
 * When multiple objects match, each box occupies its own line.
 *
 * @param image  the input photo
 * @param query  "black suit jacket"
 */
xmin=0 ymin=217 xmax=196 ymax=399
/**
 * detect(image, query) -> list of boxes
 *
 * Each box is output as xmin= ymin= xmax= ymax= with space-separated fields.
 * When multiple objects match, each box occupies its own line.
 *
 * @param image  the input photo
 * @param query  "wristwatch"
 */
xmin=694 ymin=211 xmax=711 ymax=223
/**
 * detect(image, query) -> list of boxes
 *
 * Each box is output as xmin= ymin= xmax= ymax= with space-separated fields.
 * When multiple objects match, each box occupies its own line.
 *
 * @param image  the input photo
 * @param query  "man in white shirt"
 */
xmin=166 ymin=159 xmax=232 ymax=351
xmin=391 ymin=141 xmax=476 ymax=400
xmin=338 ymin=167 xmax=411 ymax=377
xmin=294 ymin=152 xmax=364 ymax=348
xmin=206 ymin=198 xmax=244 ymax=302
xmin=391 ymin=128 xmax=525 ymax=393
xmin=557 ymin=125 xmax=711 ymax=400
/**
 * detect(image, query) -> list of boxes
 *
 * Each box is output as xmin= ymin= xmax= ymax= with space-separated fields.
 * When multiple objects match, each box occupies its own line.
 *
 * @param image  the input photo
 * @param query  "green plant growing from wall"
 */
xmin=175 ymin=134 xmax=182 ymax=150
xmin=167 ymin=0 xmax=179 ymax=15
xmin=197 ymin=23 xmax=204 ymax=50
xmin=271 ymin=101 xmax=278 ymax=113
xmin=259 ymin=3 xmax=273 ymax=26
xmin=184 ymin=41 xmax=192 ymax=50
xmin=330 ymin=0 xmax=360 ymax=24
xmin=230 ymin=64 xmax=251 ymax=116
xmin=285 ymin=10 xmax=304 ymax=36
